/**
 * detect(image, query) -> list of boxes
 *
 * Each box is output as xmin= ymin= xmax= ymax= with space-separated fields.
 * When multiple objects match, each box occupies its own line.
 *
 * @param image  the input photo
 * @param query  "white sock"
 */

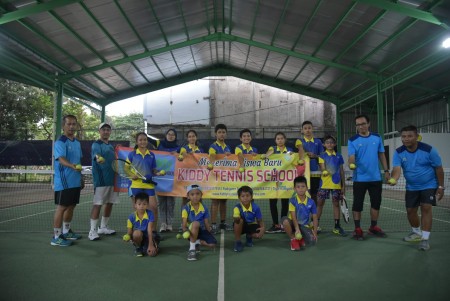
xmin=422 ymin=231 xmax=430 ymax=240
xmin=189 ymin=242 xmax=196 ymax=251
xmin=54 ymin=228 xmax=62 ymax=239
xmin=90 ymin=219 xmax=98 ymax=231
xmin=62 ymin=222 xmax=70 ymax=234
xmin=412 ymin=227 xmax=422 ymax=235
xmin=101 ymin=217 xmax=109 ymax=228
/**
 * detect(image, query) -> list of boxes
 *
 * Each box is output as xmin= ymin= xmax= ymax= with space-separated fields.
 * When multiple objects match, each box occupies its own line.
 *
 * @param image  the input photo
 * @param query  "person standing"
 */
xmin=51 ymin=115 xmax=83 ymax=246
xmin=88 ymin=122 xmax=119 ymax=241
xmin=389 ymin=125 xmax=444 ymax=251
xmin=348 ymin=114 xmax=390 ymax=240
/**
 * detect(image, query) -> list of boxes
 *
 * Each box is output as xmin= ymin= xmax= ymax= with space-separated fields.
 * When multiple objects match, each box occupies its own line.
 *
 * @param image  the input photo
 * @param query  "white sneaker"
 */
xmin=89 ymin=230 xmax=100 ymax=241
xmin=160 ymin=223 xmax=167 ymax=233
xmin=166 ymin=224 xmax=173 ymax=232
xmin=97 ymin=227 xmax=116 ymax=235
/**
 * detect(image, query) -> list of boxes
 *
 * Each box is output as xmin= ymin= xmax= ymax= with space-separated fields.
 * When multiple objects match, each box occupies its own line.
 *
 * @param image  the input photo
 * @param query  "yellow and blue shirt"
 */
xmin=233 ymin=202 xmax=262 ymax=224
xmin=209 ymin=141 xmax=231 ymax=155
xmin=127 ymin=209 xmax=155 ymax=233
xmin=54 ymin=135 xmax=82 ymax=191
xmin=235 ymin=144 xmax=258 ymax=155
xmin=288 ymin=194 xmax=317 ymax=226
xmin=295 ymin=137 xmax=324 ymax=171
xmin=318 ymin=150 xmax=344 ymax=189
xmin=180 ymin=144 xmax=204 ymax=155
xmin=182 ymin=201 xmax=210 ymax=230
xmin=267 ymin=145 xmax=293 ymax=154
xmin=126 ymin=148 xmax=156 ymax=189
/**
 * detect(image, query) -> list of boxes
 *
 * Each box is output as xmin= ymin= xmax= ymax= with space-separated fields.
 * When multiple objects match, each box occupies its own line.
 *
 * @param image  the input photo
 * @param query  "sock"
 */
xmin=90 ymin=219 xmax=98 ymax=231
xmin=422 ymin=231 xmax=430 ymax=240
xmin=334 ymin=219 xmax=340 ymax=228
xmin=62 ymin=222 xmax=71 ymax=234
xmin=195 ymin=239 xmax=200 ymax=245
xmin=412 ymin=227 xmax=422 ymax=235
xmin=354 ymin=220 xmax=361 ymax=228
xmin=189 ymin=241 xmax=196 ymax=251
xmin=54 ymin=228 xmax=62 ymax=239
xmin=101 ymin=216 xmax=109 ymax=228
xmin=370 ymin=220 xmax=377 ymax=227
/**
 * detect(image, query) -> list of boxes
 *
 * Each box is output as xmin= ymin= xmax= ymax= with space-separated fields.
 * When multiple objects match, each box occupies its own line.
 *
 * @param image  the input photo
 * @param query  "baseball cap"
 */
xmin=98 ymin=122 xmax=111 ymax=130
xmin=186 ymin=184 xmax=202 ymax=194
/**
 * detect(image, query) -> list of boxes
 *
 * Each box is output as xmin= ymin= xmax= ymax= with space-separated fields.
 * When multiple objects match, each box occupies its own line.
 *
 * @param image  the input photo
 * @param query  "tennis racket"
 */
xmin=340 ymin=196 xmax=350 ymax=223
xmin=111 ymin=158 xmax=157 ymax=185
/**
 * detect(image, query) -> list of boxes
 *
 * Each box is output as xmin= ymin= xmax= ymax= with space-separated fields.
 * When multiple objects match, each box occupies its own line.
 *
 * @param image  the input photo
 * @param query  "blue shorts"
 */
xmin=198 ymin=229 xmax=217 ymax=245
xmin=131 ymin=188 xmax=155 ymax=197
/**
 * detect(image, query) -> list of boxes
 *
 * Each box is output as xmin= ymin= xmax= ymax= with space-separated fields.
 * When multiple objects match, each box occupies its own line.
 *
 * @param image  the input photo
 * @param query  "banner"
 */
xmin=115 ymin=146 xmax=309 ymax=199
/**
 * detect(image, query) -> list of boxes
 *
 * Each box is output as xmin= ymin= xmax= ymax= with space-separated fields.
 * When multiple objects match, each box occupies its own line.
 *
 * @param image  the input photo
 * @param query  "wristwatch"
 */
xmin=384 ymin=170 xmax=390 ymax=173
xmin=438 ymin=186 xmax=445 ymax=190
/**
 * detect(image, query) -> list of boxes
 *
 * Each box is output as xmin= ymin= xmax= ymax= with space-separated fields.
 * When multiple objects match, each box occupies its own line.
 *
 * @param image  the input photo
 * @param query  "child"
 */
xmin=233 ymin=186 xmax=265 ymax=252
xmin=235 ymin=128 xmax=258 ymax=171
xmin=317 ymin=135 xmax=347 ymax=236
xmin=281 ymin=176 xmax=318 ymax=251
xmin=123 ymin=192 xmax=159 ymax=257
xmin=208 ymin=124 xmax=232 ymax=233
xmin=156 ymin=129 xmax=180 ymax=233
xmin=295 ymin=121 xmax=324 ymax=218
xmin=181 ymin=184 xmax=217 ymax=261
xmin=261 ymin=131 xmax=293 ymax=233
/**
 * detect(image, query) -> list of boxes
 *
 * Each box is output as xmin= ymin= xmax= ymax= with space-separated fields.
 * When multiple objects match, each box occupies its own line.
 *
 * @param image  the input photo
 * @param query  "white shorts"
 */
xmin=93 ymin=186 xmax=119 ymax=205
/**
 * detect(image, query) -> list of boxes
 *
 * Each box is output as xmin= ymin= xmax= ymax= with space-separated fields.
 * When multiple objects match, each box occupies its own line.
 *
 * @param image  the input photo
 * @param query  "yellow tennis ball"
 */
xmin=178 ymin=155 xmax=184 ymax=161
xmin=207 ymin=163 xmax=213 ymax=170
xmin=182 ymin=231 xmax=190 ymax=239
xmin=75 ymin=164 xmax=82 ymax=171
xmin=176 ymin=233 xmax=182 ymax=239
xmin=239 ymin=167 xmax=245 ymax=172
xmin=159 ymin=170 xmax=166 ymax=176
xmin=96 ymin=155 xmax=105 ymax=163
xmin=298 ymin=159 xmax=305 ymax=165
xmin=122 ymin=234 xmax=131 ymax=242
xmin=322 ymin=170 xmax=329 ymax=176
xmin=388 ymin=178 xmax=397 ymax=185
xmin=295 ymin=232 xmax=303 ymax=240
xmin=417 ymin=134 xmax=422 ymax=142
xmin=349 ymin=163 xmax=356 ymax=170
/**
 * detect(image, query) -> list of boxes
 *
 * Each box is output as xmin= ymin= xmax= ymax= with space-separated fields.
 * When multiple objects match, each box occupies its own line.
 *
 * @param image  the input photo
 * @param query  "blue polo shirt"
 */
xmin=288 ymin=194 xmax=317 ymax=226
xmin=268 ymin=145 xmax=293 ymax=154
xmin=91 ymin=140 xmax=115 ymax=187
xmin=235 ymin=144 xmax=258 ymax=155
xmin=295 ymin=137 xmax=324 ymax=171
xmin=393 ymin=142 xmax=442 ymax=191
xmin=182 ymin=201 xmax=210 ymax=230
xmin=233 ymin=202 xmax=262 ymax=224
xmin=126 ymin=149 xmax=156 ymax=189
xmin=318 ymin=150 xmax=344 ymax=189
xmin=127 ymin=209 xmax=155 ymax=232
xmin=54 ymin=135 xmax=82 ymax=191
xmin=348 ymin=133 xmax=385 ymax=182
xmin=209 ymin=141 xmax=231 ymax=155
xmin=180 ymin=144 xmax=204 ymax=154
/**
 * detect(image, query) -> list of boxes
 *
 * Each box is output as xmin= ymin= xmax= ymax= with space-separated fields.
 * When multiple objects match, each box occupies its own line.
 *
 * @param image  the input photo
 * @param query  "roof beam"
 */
xmin=355 ymin=0 xmax=449 ymax=29
xmin=0 ymin=0 xmax=82 ymax=25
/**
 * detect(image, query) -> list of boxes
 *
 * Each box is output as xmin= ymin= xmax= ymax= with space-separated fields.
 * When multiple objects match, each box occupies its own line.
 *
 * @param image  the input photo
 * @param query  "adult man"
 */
xmin=390 ymin=125 xmax=444 ymax=251
xmin=88 ymin=122 xmax=118 ymax=241
xmin=51 ymin=115 xmax=83 ymax=246
xmin=348 ymin=114 xmax=390 ymax=240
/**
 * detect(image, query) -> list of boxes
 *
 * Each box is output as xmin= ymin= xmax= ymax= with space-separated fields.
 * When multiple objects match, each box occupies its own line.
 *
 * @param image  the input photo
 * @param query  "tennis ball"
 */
xmin=239 ymin=167 xmax=245 ymax=173
xmin=298 ymin=159 xmax=305 ymax=165
xmin=388 ymin=178 xmax=397 ymax=185
xmin=159 ymin=170 xmax=166 ymax=176
xmin=207 ymin=163 xmax=213 ymax=170
xmin=122 ymin=234 xmax=131 ymax=242
xmin=322 ymin=170 xmax=329 ymax=176
xmin=295 ymin=232 xmax=303 ymax=240
xmin=182 ymin=231 xmax=190 ymax=239
xmin=178 ymin=155 xmax=184 ymax=161
xmin=349 ymin=163 xmax=356 ymax=170
xmin=176 ymin=233 xmax=182 ymax=239
xmin=96 ymin=155 xmax=105 ymax=163
xmin=417 ymin=134 xmax=422 ymax=142
xmin=75 ymin=164 xmax=82 ymax=171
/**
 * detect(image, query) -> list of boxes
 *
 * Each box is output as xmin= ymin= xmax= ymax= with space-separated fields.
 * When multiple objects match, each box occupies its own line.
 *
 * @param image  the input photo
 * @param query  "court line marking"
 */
xmin=217 ymin=230 xmax=225 ymax=301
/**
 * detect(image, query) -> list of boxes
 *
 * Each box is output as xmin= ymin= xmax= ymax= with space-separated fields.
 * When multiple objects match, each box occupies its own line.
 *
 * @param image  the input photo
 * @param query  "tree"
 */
xmin=110 ymin=113 xmax=145 ymax=142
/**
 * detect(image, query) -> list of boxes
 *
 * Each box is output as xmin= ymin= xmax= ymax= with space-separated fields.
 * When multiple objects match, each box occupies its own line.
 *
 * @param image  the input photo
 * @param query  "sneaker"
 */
xmin=134 ymin=247 xmax=144 ymax=257
xmin=211 ymin=224 xmax=218 ymax=234
xmin=266 ymin=225 xmax=282 ymax=233
xmin=159 ymin=223 xmax=167 ymax=233
xmin=88 ymin=230 xmax=100 ymax=241
xmin=234 ymin=240 xmax=244 ymax=252
xmin=97 ymin=227 xmax=116 ymax=235
xmin=352 ymin=227 xmax=364 ymax=241
xmin=403 ymin=232 xmax=422 ymax=242
xmin=317 ymin=226 xmax=322 ymax=234
xmin=419 ymin=239 xmax=430 ymax=251
xmin=187 ymin=250 xmax=197 ymax=261
xmin=332 ymin=226 xmax=348 ymax=237
xmin=195 ymin=243 xmax=201 ymax=254
xmin=368 ymin=225 xmax=387 ymax=237
xmin=62 ymin=230 xmax=82 ymax=240
xmin=299 ymin=238 xmax=306 ymax=249
xmin=290 ymin=238 xmax=300 ymax=251
xmin=50 ymin=235 xmax=72 ymax=246
xmin=245 ymin=235 xmax=253 ymax=247
xmin=178 ymin=226 xmax=183 ymax=233
xmin=166 ymin=224 xmax=173 ymax=232
xmin=220 ymin=222 xmax=232 ymax=231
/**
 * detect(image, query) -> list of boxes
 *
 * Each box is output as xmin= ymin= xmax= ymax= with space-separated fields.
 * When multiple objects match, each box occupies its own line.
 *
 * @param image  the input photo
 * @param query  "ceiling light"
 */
xmin=443 ymin=37 xmax=450 ymax=48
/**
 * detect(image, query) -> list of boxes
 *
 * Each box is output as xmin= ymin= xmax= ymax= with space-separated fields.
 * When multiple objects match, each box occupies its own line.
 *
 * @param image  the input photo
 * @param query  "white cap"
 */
xmin=186 ymin=184 xmax=202 ymax=194
xmin=98 ymin=122 xmax=111 ymax=130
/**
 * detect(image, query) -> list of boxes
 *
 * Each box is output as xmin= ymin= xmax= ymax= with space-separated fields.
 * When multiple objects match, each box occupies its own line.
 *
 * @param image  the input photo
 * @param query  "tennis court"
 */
xmin=1 ymin=170 xmax=450 ymax=301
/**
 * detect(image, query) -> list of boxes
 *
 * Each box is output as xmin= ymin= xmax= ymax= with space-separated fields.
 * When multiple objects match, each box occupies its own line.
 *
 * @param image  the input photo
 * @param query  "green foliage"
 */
xmin=110 ymin=113 xmax=145 ymax=142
